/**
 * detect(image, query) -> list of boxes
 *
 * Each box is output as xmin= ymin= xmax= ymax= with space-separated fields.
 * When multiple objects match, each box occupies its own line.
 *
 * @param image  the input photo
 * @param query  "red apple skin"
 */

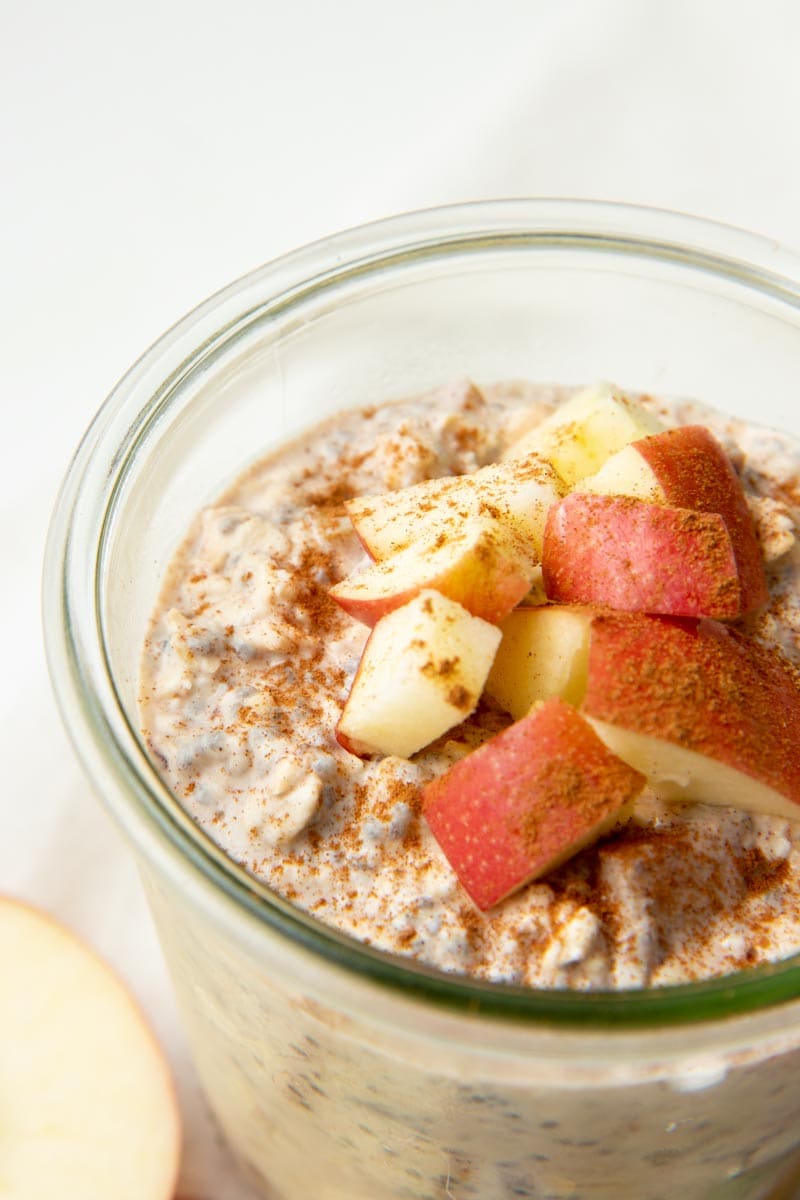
xmin=633 ymin=424 xmax=768 ymax=614
xmin=542 ymin=493 xmax=742 ymax=619
xmin=582 ymin=611 xmax=800 ymax=807
xmin=423 ymin=697 xmax=645 ymax=910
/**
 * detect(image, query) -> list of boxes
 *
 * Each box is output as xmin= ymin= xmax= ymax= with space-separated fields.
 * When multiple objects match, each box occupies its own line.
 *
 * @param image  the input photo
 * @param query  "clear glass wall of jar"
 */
xmin=45 ymin=201 xmax=800 ymax=1200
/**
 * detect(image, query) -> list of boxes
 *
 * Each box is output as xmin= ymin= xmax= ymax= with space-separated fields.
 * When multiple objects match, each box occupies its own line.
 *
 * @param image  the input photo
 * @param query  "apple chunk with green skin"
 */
xmin=345 ymin=452 xmax=562 ymax=561
xmin=0 ymin=897 xmax=180 ymax=1200
xmin=423 ymin=697 xmax=645 ymax=909
xmin=336 ymin=589 xmax=501 ymax=758
xmin=330 ymin=515 xmax=535 ymax=626
xmin=542 ymin=493 xmax=743 ymax=619
xmin=485 ymin=604 xmax=592 ymax=719
xmin=503 ymin=383 xmax=664 ymax=487
xmin=578 ymin=424 xmax=768 ymax=614
xmin=581 ymin=612 xmax=800 ymax=821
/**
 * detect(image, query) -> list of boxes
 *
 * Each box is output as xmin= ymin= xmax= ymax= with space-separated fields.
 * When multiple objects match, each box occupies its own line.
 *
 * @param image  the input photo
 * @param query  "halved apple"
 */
xmin=542 ymin=493 xmax=743 ymax=619
xmin=485 ymin=604 xmax=592 ymax=719
xmin=336 ymin=589 xmax=502 ymax=758
xmin=423 ymin=697 xmax=645 ymax=909
xmin=503 ymin=383 xmax=665 ymax=486
xmin=330 ymin=515 xmax=536 ymax=626
xmin=577 ymin=424 xmax=768 ymax=613
xmin=345 ymin=452 xmax=562 ymax=560
xmin=0 ymin=897 xmax=180 ymax=1200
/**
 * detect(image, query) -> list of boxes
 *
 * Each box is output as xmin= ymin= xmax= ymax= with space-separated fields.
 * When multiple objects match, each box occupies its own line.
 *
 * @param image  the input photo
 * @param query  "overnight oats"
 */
xmin=140 ymin=379 xmax=800 ymax=993
xmin=136 ymin=377 xmax=800 ymax=1200
xmin=46 ymin=204 xmax=800 ymax=1200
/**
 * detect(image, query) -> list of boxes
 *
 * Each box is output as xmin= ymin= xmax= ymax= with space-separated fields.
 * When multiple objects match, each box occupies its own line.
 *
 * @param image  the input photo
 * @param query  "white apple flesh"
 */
xmin=345 ymin=451 xmax=562 ymax=560
xmin=485 ymin=604 xmax=592 ymax=719
xmin=0 ymin=897 xmax=180 ymax=1200
xmin=503 ymin=383 xmax=664 ymax=486
xmin=578 ymin=440 xmax=663 ymax=500
xmin=330 ymin=514 xmax=536 ymax=626
xmin=336 ymin=589 xmax=502 ymax=758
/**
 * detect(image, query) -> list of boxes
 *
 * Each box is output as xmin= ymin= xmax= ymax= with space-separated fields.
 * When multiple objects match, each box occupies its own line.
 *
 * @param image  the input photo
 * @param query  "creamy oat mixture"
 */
xmin=139 ymin=380 xmax=800 ymax=989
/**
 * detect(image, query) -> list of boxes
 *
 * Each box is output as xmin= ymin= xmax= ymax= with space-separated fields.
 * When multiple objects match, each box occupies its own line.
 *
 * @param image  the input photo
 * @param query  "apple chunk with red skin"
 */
xmin=345 ymin=451 xmax=562 ymax=561
xmin=423 ymin=697 xmax=645 ymax=910
xmin=330 ymin=515 xmax=535 ymax=627
xmin=581 ymin=611 xmax=800 ymax=821
xmin=578 ymin=424 xmax=768 ymax=614
xmin=336 ymin=589 xmax=501 ymax=759
xmin=490 ymin=606 xmax=800 ymax=822
xmin=542 ymin=493 xmax=743 ymax=619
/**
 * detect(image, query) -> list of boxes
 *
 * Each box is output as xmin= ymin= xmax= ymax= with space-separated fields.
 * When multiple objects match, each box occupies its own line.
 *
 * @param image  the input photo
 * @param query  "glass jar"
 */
xmin=45 ymin=200 xmax=800 ymax=1200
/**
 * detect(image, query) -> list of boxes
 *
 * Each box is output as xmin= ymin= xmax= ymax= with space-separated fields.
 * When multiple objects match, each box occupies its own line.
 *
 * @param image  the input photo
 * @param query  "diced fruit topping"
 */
xmin=330 ymin=383 xmax=790 ymax=905
xmin=423 ymin=698 xmax=645 ymax=909
xmin=577 ymin=423 xmax=768 ymax=613
xmin=336 ymin=589 xmax=501 ymax=759
xmin=485 ymin=604 xmax=592 ymax=719
xmin=345 ymin=452 xmax=562 ymax=560
xmin=503 ymin=382 xmax=664 ymax=486
xmin=542 ymin=493 xmax=743 ymax=619
xmin=330 ymin=515 xmax=536 ymax=626
xmin=582 ymin=611 xmax=800 ymax=821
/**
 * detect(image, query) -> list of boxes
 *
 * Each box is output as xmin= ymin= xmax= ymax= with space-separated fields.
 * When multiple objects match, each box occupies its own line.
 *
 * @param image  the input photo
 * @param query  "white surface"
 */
xmin=2 ymin=2 xmax=800 ymax=1195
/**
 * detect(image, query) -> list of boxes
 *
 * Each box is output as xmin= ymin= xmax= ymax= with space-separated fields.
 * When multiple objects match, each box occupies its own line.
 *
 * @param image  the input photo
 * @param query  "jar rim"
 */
xmin=44 ymin=198 xmax=800 ymax=1030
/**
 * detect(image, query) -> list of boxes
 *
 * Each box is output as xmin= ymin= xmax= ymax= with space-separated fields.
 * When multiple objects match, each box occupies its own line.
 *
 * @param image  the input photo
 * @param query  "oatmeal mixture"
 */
xmin=139 ymin=380 xmax=800 ymax=989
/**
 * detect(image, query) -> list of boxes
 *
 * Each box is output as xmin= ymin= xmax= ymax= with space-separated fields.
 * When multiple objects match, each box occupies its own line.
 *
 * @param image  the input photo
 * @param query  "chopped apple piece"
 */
xmin=0 ymin=897 xmax=180 ymax=1200
xmin=581 ymin=612 xmax=800 ymax=821
xmin=542 ymin=493 xmax=743 ymax=619
xmin=330 ymin=515 xmax=536 ymax=626
xmin=588 ymin=721 xmax=800 ymax=822
xmin=481 ymin=605 xmax=800 ymax=823
xmin=336 ymin=589 xmax=501 ymax=758
xmin=503 ymin=383 xmax=664 ymax=486
xmin=578 ymin=441 xmax=662 ymax=500
xmin=485 ymin=605 xmax=592 ymax=719
xmin=577 ymin=424 xmax=768 ymax=614
xmin=345 ymin=452 xmax=562 ymax=560
xmin=423 ymin=697 xmax=645 ymax=909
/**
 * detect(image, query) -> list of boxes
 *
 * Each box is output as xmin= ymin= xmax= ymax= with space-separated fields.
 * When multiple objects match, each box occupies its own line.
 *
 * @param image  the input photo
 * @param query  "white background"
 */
xmin=3 ymin=2 xmax=800 ymax=1195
